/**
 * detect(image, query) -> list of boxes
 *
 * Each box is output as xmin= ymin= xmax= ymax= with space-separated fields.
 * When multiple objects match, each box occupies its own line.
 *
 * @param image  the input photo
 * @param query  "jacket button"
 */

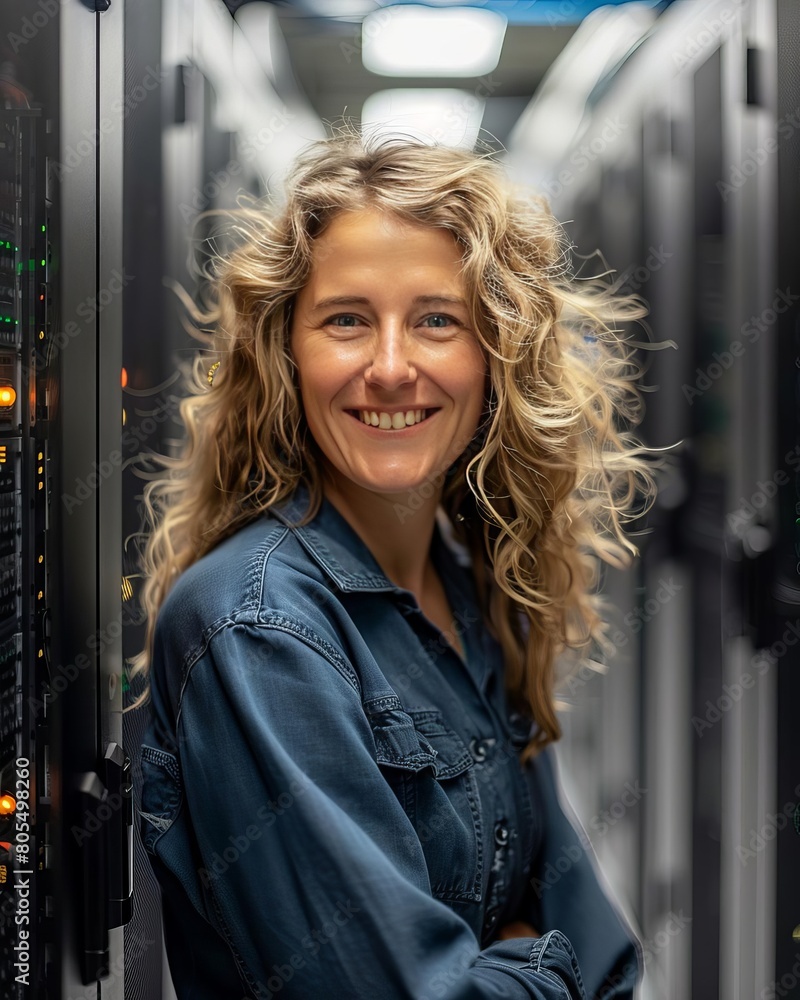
xmin=469 ymin=738 xmax=488 ymax=762
xmin=494 ymin=821 xmax=509 ymax=846
xmin=469 ymin=737 xmax=496 ymax=763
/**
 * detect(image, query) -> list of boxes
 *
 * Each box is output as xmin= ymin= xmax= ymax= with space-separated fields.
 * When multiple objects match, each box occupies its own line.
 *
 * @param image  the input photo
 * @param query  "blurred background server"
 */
xmin=0 ymin=0 xmax=797 ymax=997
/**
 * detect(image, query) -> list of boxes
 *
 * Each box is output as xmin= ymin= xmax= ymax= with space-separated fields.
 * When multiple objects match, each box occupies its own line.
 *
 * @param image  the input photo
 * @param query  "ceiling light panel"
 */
xmin=362 ymin=5 xmax=507 ymax=77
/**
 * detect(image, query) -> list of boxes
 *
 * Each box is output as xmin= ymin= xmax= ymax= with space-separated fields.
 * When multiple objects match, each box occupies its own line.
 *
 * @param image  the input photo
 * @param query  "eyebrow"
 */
xmin=310 ymin=294 xmax=468 ymax=311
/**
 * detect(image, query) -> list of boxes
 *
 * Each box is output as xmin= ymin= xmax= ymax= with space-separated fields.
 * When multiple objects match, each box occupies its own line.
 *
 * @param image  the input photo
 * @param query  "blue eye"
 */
xmin=323 ymin=313 xmax=459 ymax=329
xmin=422 ymin=314 xmax=456 ymax=328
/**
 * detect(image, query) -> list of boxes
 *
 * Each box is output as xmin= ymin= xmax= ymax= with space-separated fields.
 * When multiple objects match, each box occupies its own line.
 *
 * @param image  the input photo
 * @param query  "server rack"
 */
xmin=0 ymin=0 xmax=137 ymax=996
xmin=0 ymin=104 xmax=53 ymax=999
xmin=505 ymin=0 xmax=799 ymax=997
xmin=773 ymin=0 xmax=800 ymax=990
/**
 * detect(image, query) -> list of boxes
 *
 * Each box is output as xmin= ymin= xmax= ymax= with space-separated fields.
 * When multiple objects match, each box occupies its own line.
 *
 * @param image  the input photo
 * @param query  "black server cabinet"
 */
xmin=0 ymin=1 xmax=136 ymax=997
xmin=774 ymin=0 xmax=800 ymax=986
xmin=0 ymin=105 xmax=52 ymax=1000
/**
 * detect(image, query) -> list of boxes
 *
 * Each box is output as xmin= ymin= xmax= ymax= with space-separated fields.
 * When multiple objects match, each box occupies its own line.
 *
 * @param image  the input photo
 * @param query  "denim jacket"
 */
xmin=137 ymin=482 xmax=644 ymax=999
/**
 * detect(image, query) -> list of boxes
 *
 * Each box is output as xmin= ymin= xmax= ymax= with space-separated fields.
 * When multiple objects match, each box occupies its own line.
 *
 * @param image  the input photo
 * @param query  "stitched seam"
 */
xmin=363 ymin=694 xmax=403 ymax=714
xmin=375 ymin=751 xmax=437 ymax=768
xmin=171 ymin=528 xmax=293 ymax=681
xmin=405 ymin=708 xmax=475 ymax=778
xmin=292 ymin=523 xmax=389 ymax=590
xmin=529 ymin=930 xmax=586 ymax=998
xmin=140 ymin=744 xmax=181 ymax=785
xmin=177 ymin=617 xmax=238 ymax=714
xmin=138 ymin=789 xmax=186 ymax=856
xmin=429 ymin=753 xmax=474 ymax=779
xmin=463 ymin=767 xmax=483 ymax=898
xmin=247 ymin=616 xmax=360 ymax=691
xmin=175 ymin=619 xmax=362 ymax=732
xmin=425 ymin=753 xmax=483 ymax=903
xmin=207 ymin=883 xmax=264 ymax=999
xmin=373 ymin=712 xmax=483 ymax=903
xmin=304 ymin=526 xmax=383 ymax=586
xmin=405 ymin=708 xmax=442 ymax=726
xmin=255 ymin=524 xmax=291 ymax=610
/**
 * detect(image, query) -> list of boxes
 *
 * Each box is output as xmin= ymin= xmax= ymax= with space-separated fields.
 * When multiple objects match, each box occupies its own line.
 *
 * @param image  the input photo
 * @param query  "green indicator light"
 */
xmin=40 ymin=259 xmax=45 ymax=267
xmin=27 ymin=261 xmax=35 ymax=271
xmin=41 ymin=225 xmax=45 ymax=232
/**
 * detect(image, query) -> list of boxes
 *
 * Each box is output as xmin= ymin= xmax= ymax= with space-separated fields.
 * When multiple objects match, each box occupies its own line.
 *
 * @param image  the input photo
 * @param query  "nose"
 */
xmin=364 ymin=325 xmax=416 ymax=390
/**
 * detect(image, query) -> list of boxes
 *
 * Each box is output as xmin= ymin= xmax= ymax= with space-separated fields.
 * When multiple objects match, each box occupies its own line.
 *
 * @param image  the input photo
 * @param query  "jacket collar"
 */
xmin=270 ymin=481 xmax=494 ymax=695
xmin=269 ymin=480 xmax=471 ymax=597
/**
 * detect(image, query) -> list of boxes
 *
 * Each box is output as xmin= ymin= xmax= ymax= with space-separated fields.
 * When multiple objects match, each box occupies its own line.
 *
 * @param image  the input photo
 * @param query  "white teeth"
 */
xmin=357 ymin=409 xmax=430 ymax=428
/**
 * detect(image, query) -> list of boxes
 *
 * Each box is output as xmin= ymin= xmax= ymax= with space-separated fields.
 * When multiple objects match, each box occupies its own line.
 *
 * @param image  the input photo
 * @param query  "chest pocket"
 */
xmin=370 ymin=705 xmax=483 ymax=903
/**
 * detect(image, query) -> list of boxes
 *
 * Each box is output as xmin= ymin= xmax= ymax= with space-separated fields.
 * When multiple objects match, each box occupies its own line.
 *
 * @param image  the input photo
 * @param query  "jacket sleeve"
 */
xmin=508 ymin=746 xmax=644 ymax=1000
xmin=177 ymin=621 xmax=588 ymax=1000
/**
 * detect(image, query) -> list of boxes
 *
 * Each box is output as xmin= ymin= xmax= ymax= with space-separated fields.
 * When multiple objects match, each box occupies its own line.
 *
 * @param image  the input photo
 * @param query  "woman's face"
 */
xmin=289 ymin=208 xmax=487 ymax=499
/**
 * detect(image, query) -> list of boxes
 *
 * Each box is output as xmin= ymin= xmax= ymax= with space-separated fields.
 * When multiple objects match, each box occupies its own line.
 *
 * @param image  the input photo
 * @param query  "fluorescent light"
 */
xmin=361 ymin=88 xmax=486 ymax=148
xmin=301 ymin=0 xmax=378 ymax=14
xmin=362 ymin=5 xmax=507 ymax=77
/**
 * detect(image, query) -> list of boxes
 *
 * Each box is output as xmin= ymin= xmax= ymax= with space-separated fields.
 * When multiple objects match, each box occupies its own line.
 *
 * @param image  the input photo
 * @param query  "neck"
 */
xmin=320 ymin=469 xmax=441 ymax=601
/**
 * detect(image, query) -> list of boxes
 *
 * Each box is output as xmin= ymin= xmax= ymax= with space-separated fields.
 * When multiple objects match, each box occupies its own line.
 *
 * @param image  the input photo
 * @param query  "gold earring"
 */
xmin=207 ymin=361 xmax=220 ymax=386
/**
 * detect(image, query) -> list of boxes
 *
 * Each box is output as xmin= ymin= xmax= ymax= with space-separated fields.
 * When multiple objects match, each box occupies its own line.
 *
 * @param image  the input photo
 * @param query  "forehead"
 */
xmin=308 ymin=208 xmax=464 ymax=275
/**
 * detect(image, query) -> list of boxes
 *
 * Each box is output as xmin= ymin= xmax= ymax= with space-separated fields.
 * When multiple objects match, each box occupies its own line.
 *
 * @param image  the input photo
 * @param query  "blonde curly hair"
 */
xmin=125 ymin=121 xmax=666 ymax=765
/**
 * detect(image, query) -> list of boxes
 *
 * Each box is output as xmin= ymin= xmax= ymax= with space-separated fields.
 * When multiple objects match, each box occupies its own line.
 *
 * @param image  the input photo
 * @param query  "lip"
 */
xmin=345 ymin=407 xmax=441 ymax=435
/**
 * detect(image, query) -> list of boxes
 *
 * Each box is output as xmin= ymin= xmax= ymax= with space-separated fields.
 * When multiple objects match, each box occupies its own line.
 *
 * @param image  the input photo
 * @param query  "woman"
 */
xmin=128 ymin=125 xmax=659 ymax=999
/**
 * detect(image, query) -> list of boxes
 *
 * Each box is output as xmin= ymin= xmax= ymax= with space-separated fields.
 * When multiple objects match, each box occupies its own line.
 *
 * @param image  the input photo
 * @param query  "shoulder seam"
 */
xmin=222 ymin=521 xmax=291 ymax=612
xmin=175 ymin=617 xmax=362 ymax=732
xmin=255 ymin=523 xmax=292 ymax=610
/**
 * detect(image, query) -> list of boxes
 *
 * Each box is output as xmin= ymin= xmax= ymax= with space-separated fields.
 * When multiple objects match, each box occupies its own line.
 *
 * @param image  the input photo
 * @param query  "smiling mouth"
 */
xmin=346 ymin=408 xmax=440 ymax=430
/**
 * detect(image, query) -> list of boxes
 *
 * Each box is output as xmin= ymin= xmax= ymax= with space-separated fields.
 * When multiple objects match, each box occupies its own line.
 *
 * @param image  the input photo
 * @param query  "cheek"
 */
xmin=451 ymin=353 xmax=488 ymax=415
xmin=291 ymin=340 xmax=331 ymax=401
xmin=293 ymin=350 xmax=356 ymax=427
